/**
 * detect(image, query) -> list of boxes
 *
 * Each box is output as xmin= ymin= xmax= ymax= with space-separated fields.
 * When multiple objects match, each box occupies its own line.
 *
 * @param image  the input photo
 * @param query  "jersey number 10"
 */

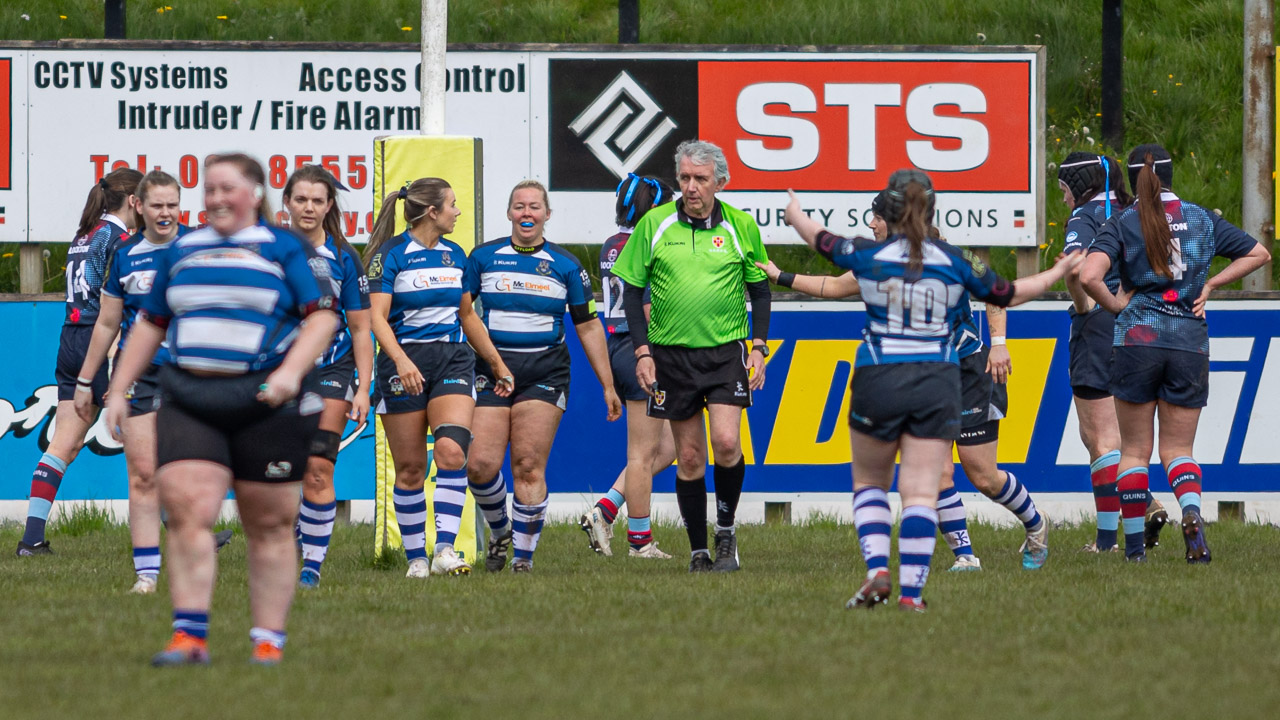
xmin=877 ymin=276 xmax=948 ymax=335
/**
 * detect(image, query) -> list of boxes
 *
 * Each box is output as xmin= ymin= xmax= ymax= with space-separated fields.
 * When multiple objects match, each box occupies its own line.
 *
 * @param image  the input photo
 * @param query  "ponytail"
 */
xmin=364 ymin=177 xmax=453 ymax=263
xmin=898 ymin=183 xmax=931 ymax=275
xmin=78 ymin=168 xmax=142 ymax=238
xmin=1135 ymin=152 xmax=1173 ymax=278
xmin=364 ymin=192 xmax=404 ymax=263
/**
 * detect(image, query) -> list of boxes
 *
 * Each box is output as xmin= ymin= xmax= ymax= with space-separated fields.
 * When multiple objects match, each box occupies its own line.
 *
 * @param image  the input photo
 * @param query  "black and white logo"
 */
xmin=549 ymin=59 xmax=697 ymax=191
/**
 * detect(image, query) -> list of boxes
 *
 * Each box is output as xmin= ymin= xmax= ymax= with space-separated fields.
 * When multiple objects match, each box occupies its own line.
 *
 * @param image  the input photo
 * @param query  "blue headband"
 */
xmin=1100 ymin=157 xmax=1112 ymax=218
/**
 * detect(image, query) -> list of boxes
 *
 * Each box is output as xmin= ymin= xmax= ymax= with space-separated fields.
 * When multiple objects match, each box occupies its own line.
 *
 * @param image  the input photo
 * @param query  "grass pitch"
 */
xmin=3 ymin=515 xmax=1280 ymax=719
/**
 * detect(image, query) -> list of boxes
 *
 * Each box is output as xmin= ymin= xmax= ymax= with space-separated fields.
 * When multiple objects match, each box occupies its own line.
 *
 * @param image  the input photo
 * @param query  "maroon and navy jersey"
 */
xmin=600 ymin=230 xmax=631 ymax=335
xmin=65 ymin=215 xmax=130 ymax=326
xmin=1089 ymin=192 xmax=1258 ymax=354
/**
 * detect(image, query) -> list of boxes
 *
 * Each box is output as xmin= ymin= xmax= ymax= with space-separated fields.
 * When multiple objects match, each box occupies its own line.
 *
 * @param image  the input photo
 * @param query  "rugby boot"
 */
xmin=151 ymin=631 xmax=210 ymax=667
xmin=16 ymin=540 xmax=52 ymax=557
xmin=1145 ymin=497 xmax=1169 ymax=549
xmin=711 ymin=529 xmax=740 ymax=572
xmin=485 ymin=529 xmax=513 ymax=572
xmin=1181 ymin=509 xmax=1211 ymax=564
xmin=846 ymin=570 xmax=892 ymax=609
xmin=578 ymin=507 xmax=613 ymax=556
xmin=688 ymin=552 xmax=713 ymax=573
xmin=898 ymin=597 xmax=928 ymax=613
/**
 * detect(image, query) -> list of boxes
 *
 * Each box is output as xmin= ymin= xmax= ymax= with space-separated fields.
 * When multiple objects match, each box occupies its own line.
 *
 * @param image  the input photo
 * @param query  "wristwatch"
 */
xmin=751 ymin=343 xmax=770 ymax=358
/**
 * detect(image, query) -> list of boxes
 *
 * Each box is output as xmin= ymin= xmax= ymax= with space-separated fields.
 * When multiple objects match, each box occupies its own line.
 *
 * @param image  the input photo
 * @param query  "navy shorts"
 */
xmin=648 ymin=341 xmax=751 ymax=422
xmin=317 ymin=350 xmax=358 ymax=402
xmin=1109 ymin=346 xmax=1209 ymax=408
xmin=374 ymin=342 xmax=475 ymax=415
xmin=608 ymin=333 xmax=647 ymax=402
xmin=1069 ymin=306 xmax=1115 ymax=400
xmin=476 ymin=343 xmax=571 ymax=410
xmin=125 ymin=363 xmax=162 ymax=417
xmin=956 ymin=348 xmax=1007 ymax=446
xmin=156 ymin=365 xmax=323 ymax=483
xmin=849 ymin=362 xmax=962 ymax=442
xmin=55 ymin=324 xmax=108 ymax=404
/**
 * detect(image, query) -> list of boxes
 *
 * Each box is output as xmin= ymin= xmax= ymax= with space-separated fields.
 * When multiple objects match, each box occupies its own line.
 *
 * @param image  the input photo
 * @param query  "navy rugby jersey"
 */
xmin=1089 ymin=191 xmax=1257 ymax=354
xmin=102 ymin=231 xmax=181 ymax=365
xmin=65 ymin=214 xmax=131 ymax=326
xmin=367 ymin=232 xmax=467 ymax=344
xmin=952 ymin=294 xmax=985 ymax=359
xmin=1063 ymin=193 xmax=1123 ymax=298
xmin=140 ymin=224 xmax=336 ymax=373
xmin=600 ymin=230 xmax=634 ymax=335
xmin=315 ymin=235 xmax=371 ymax=364
xmin=468 ymin=237 xmax=596 ymax=351
xmin=816 ymin=231 xmax=1014 ymax=367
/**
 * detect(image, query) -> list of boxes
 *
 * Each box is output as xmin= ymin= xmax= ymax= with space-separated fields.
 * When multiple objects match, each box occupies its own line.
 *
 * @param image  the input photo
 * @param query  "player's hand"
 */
xmin=258 ymin=368 xmax=301 ymax=407
xmin=636 ymin=356 xmax=658 ymax=397
xmin=493 ymin=362 xmax=516 ymax=398
xmin=73 ymin=384 xmax=97 ymax=423
xmin=1193 ymin=285 xmax=1211 ymax=318
xmin=986 ymin=345 xmax=1012 ymax=384
xmin=754 ymin=260 xmax=782 ymax=283
xmin=748 ymin=347 xmax=767 ymax=390
xmin=393 ymin=357 xmax=425 ymax=395
xmin=348 ymin=391 xmax=370 ymax=425
xmin=104 ymin=392 xmax=128 ymax=443
xmin=783 ymin=189 xmax=804 ymax=227
xmin=603 ymin=387 xmax=622 ymax=421
xmin=1113 ymin=287 xmax=1135 ymax=313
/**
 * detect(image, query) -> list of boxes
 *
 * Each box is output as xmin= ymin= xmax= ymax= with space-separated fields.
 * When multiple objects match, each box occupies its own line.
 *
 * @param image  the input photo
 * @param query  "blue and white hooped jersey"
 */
xmin=65 ymin=214 xmax=130 ymax=326
xmin=1089 ymin=192 xmax=1257 ymax=354
xmin=367 ymin=232 xmax=467 ymax=344
xmin=467 ymin=237 xmax=596 ymax=351
xmin=817 ymin=231 xmax=1014 ymax=367
xmin=140 ymin=224 xmax=337 ymax=373
xmin=103 ymin=233 xmax=177 ymax=365
xmin=315 ymin=235 xmax=371 ymax=364
xmin=1063 ymin=193 xmax=1123 ymax=297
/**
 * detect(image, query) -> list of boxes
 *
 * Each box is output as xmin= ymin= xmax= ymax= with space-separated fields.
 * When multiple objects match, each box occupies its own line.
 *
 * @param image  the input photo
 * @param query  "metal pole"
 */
xmin=105 ymin=0 xmax=126 ymax=39
xmin=1242 ymin=0 xmax=1274 ymax=290
xmin=619 ymin=0 xmax=639 ymax=44
xmin=1101 ymin=0 xmax=1124 ymax=152
xmin=421 ymin=0 xmax=447 ymax=135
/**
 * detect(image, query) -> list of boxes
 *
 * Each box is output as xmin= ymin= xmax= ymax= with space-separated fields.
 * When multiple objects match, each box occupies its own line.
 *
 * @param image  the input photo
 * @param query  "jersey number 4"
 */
xmin=877 ymin=277 xmax=948 ymax=335
xmin=1169 ymin=237 xmax=1187 ymax=280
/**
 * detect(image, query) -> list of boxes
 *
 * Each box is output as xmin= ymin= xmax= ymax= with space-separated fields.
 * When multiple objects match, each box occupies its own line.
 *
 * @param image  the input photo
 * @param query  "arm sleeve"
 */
xmin=745 ymin=279 xmax=771 ymax=341
xmin=1211 ymin=214 xmax=1259 ymax=260
xmin=566 ymin=262 xmax=597 ymax=325
xmin=814 ymin=230 xmax=865 ymax=269
xmin=623 ymin=282 xmax=649 ymax=348
xmin=954 ymin=246 xmax=1016 ymax=307
xmin=342 ymin=247 xmax=371 ymax=310
xmin=85 ymin=227 xmax=114 ymax=294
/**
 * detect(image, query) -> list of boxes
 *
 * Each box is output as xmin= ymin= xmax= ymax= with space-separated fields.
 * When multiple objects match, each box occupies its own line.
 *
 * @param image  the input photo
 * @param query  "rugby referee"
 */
xmin=613 ymin=139 xmax=771 ymax=573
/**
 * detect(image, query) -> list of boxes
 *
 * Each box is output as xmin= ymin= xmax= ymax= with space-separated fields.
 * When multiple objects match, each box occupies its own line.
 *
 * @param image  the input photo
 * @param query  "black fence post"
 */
xmin=105 ymin=0 xmax=126 ymax=39
xmin=1101 ymin=0 xmax=1123 ymax=152
xmin=619 ymin=0 xmax=639 ymax=44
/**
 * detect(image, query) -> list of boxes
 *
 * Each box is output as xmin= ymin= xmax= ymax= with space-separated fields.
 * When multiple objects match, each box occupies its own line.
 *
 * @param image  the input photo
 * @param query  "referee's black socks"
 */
xmin=714 ymin=457 xmax=746 ymax=530
xmin=675 ymin=478 xmax=709 ymax=553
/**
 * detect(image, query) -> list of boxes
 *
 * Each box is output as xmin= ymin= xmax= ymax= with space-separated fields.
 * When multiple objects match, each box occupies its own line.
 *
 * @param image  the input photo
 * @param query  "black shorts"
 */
xmin=1109 ymin=346 xmax=1209 ymax=408
xmin=317 ymin=350 xmax=357 ymax=402
xmin=374 ymin=342 xmax=475 ymax=414
xmin=55 ymin=324 xmax=108 ymax=405
xmin=476 ymin=344 xmax=571 ymax=409
xmin=1069 ymin=307 xmax=1115 ymax=400
xmin=155 ymin=365 xmax=323 ymax=483
xmin=125 ymin=363 xmax=162 ymax=418
xmin=956 ymin=349 xmax=1007 ymax=446
xmin=647 ymin=341 xmax=751 ymax=422
xmin=608 ymin=333 xmax=647 ymax=403
xmin=848 ymin=362 xmax=962 ymax=442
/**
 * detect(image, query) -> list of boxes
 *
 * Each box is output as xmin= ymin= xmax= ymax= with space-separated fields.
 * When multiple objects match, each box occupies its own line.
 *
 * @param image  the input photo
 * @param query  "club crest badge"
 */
xmin=536 ymin=259 xmax=552 ymax=275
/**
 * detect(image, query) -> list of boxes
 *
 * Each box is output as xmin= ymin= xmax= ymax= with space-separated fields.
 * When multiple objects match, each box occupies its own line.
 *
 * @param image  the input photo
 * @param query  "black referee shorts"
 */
xmin=647 ymin=341 xmax=751 ymax=422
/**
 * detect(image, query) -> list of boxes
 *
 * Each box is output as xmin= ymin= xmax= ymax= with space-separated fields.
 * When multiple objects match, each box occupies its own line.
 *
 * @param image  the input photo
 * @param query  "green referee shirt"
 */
xmin=613 ymin=198 xmax=769 ymax=348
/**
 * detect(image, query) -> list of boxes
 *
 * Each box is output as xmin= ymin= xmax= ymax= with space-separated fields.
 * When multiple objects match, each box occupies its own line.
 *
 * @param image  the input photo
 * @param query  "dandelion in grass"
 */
xmin=217 ymin=15 xmax=227 ymax=20
xmin=402 ymin=26 xmax=413 ymax=31
xmin=59 ymin=14 xmax=67 ymax=19
xmin=2 ymin=253 xmax=13 ymax=259
xmin=1048 ymin=222 xmax=1057 ymax=227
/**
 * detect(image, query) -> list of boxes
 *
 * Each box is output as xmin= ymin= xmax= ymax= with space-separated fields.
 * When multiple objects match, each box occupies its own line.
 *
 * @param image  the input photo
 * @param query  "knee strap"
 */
xmin=433 ymin=423 xmax=472 ymax=461
xmin=309 ymin=429 xmax=342 ymax=463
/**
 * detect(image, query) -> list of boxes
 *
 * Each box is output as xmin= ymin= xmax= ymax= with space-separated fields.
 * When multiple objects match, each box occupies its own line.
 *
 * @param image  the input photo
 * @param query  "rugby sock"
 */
xmin=595 ymin=488 xmax=625 ymax=524
xmin=936 ymin=487 xmax=975 ymax=558
xmin=249 ymin=627 xmax=287 ymax=650
xmin=1166 ymin=456 xmax=1203 ymax=516
xmin=511 ymin=498 xmax=548 ymax=565
xmin=298 ymin=499 xmax=337 ymax=575
xmin=432 ymin=467 xmax=468 ymax=553
xmin=627 ymin=514 xmax=653 ymax=550
xmin=674 ymin=478 xmax=709 ymax=554
xmin=852 ymin=487 xmax=891 ymax=578
xmin=173 ymin=610 xmax=209 ymax=640
xmin=713 ymin=457 xmax=746 ymax=531
xmin=469 ymin=472 xmax=511 ymax=537
xmin=898 ymin=505 xmax=939 ymax=600
xmin=991 ymin=470 xmax=1044 ymax=532
xmin=22 ymin=452 xmax=67 ymax=546
xmin=132 ymin=546 xmax=161 ymax=580
xmin=393 ymin=487 xmax=428 ymax=562
xmin=1090 ymin=450 xmax=1121 ymax=550
xmin=1118 ymin=467 xmax=1151 ymax=557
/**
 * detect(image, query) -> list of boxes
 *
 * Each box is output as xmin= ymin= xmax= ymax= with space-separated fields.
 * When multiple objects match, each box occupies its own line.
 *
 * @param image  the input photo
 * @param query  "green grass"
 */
xmin=0 ymin=0 xmax=1272 ymax=289
xmin=4 ymin=517 xmax=1280 ymax=717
